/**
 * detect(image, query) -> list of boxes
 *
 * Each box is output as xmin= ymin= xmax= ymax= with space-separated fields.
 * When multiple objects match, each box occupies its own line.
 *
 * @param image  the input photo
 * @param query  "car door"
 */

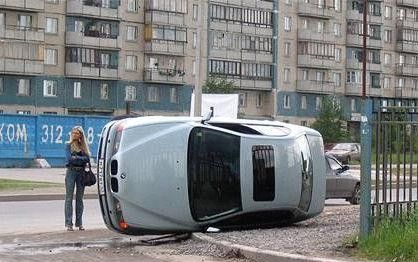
xmin=325 ymin=157 xmax=338 ymax=198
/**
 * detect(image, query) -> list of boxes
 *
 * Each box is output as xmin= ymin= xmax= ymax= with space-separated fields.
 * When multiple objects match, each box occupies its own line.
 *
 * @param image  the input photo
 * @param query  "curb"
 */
xmin=0 ymin=193 xmax=98 ymax=202
xmin=192 ymin=233 xmax=351 ymax=262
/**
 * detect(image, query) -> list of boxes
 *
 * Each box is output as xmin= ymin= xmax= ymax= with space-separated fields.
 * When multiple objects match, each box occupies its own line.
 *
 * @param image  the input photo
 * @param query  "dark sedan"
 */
xmin=325 ymin=154 xmax=360 ymax=205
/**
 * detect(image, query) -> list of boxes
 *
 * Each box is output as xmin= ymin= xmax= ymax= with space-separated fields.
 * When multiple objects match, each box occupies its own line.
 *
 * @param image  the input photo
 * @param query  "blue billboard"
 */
xmin=0 ymin=114 xmax=110 ymax=167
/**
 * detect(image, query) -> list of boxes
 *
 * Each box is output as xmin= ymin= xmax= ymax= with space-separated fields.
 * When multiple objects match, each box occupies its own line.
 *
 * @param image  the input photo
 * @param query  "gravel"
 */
xmin=202 ymin=204 xmax=360 ymax=261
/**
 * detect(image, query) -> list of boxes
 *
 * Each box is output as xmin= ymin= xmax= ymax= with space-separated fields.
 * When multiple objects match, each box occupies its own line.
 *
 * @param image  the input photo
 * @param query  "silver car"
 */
xmin=325 ymin=154 xmax=360 ymax=205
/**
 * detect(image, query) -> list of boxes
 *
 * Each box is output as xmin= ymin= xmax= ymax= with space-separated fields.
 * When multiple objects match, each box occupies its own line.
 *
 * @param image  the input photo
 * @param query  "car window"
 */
xmin=327 ymin=157 xmax=341 ymax=171
xmin=333 ymin=144 xmax=351 ymax=150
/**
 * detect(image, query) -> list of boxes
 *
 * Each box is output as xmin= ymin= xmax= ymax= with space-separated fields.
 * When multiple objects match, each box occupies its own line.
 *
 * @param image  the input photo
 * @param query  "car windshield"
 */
xmin=327 ymin=157 xmax=342 ymax=171
xmin=333 ymin=144 xmax=351 ymax=150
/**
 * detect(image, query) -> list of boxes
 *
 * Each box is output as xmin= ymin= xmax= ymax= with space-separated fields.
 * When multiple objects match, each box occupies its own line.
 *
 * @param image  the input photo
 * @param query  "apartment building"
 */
xmin=1 ymin=0 xmax=417 ymax=123
xmin=276 ymin=0 xmax=418 ymax=128
xmin=0 ymin=0 xmax=194 ymax=116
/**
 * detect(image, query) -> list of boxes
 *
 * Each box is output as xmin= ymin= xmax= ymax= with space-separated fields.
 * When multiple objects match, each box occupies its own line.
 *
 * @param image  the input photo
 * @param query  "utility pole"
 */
xmin=360 ymin=0 xmax=372 ymax=237
xmin=193 ymin=0 xmax=203 ymax=117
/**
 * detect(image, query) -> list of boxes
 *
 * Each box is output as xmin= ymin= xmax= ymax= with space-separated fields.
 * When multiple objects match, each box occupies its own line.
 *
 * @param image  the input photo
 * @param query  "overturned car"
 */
xmin=97 ymin=116 xmax=326 ymax=235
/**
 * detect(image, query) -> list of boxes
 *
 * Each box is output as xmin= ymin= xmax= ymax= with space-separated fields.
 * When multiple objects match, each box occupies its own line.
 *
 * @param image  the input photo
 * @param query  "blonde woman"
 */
xmin=64 ymin=126 xmax=91 ymax=231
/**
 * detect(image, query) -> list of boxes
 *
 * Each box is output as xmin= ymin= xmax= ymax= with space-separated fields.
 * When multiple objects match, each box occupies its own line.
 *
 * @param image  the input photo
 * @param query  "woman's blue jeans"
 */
xmin=65 ymin=168 xmax=85 ymax=227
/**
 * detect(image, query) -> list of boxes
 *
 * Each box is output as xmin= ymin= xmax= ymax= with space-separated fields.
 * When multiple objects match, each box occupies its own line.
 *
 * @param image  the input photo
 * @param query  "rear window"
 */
xmin=188 ymin=127 xmax=242 ymax=221
xmin=252 ymin=145 xmax=275 ymax=201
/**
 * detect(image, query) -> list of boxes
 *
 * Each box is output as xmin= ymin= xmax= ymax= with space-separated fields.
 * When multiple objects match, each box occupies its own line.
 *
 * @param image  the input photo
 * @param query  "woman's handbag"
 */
xmin=82 ymin=161 xmax=96 ymax=187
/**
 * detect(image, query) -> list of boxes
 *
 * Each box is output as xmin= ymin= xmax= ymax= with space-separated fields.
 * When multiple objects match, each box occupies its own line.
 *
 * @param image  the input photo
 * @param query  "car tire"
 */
xmin=349 ymin=184 xmax=360 ymax=205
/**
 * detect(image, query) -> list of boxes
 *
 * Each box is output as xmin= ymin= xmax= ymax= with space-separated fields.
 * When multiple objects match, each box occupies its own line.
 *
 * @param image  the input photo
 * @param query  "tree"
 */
xmin=311 ymin=96 xmax=349 ymax=144
xmin=202 ymin=76 xmax=236 ymax=94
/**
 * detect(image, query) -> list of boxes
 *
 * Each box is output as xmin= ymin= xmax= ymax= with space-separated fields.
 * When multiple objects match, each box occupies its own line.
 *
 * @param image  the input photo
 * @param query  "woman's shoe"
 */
xmin=78 ymin=226 xmax=85 ymax=231
xmin=66 ymin=226 xmax=74 ymax=231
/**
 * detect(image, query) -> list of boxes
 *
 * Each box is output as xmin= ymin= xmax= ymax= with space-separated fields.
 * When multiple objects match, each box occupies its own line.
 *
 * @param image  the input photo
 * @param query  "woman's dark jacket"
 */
xmin=65 ymin=144 xmax=90 ymax=167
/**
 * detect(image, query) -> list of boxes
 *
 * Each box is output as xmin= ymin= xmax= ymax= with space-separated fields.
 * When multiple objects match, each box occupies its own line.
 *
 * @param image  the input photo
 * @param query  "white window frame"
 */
xmin=126 ymin=26 xmax=138 ymax=41
xmin=127 ymin=0 xmax=138 ymax=12
xmin=126 ymin=55 xmax=137 ymax=71
xmin=148 ymin=86 xmax=159 ymax=102
xmin=45 ymin=48 xmax=57 ymax=65
xmin=43 ymin=80 xmax=57 ymax=97
xmin=284 ymin=42 xmax=291 ymax=56
xmin=284 ymin=16 xmax=291 ymax=32
xmin=239 ymin=93 xmax=247 ymax=107
xmin=284 ymin=68 xmax=291 ymax=83
xmin=46 ymin=17 xmax=58 ymax=34
xmin=283 ymin=94 xmax=291 ymax=109
xmin=315 ymin=96 xmax=322 ymax=111
xmin=256 ymin=93 xmax=263 ymax=108
xmin=193 ymin=4 xmax=198 ymax=21
xmin=170 ymin=87 xmax=179 ymax=104
xmin=100 ymin=83 xmax=109 ymax=100
xmin=125 ymin=85 xmax=137 ymax=101
xmin=301 ymin=95 xmax=307 ymax=110
xmin=17 ymin=79 xmax=30 ymax=96
xmin=73 ymin=82 xmax=81 ymax=98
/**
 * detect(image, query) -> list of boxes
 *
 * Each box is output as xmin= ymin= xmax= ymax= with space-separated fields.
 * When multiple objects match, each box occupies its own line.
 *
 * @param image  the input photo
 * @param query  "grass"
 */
xmin=355 ymin=209 xmax=418 ymax=262
xmin=0 ymin=178 xmax=62 ymax=191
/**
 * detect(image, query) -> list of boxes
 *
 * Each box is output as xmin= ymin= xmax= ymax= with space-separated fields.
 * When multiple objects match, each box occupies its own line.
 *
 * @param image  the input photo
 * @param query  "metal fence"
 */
xmin=371 ymin=106 xmax=418 ymax=226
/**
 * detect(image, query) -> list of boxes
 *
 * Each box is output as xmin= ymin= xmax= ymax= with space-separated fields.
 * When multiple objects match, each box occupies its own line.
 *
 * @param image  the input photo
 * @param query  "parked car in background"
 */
xmin=325 ymin=143 xmax=361 ymax=164
xmin=325 ymin=154 xmax=360 ymax=205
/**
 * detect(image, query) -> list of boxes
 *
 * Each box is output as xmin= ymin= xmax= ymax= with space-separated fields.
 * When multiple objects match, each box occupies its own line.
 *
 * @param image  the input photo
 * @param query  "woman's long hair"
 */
xmin=69 ymin=126 xmax=91 ymax=156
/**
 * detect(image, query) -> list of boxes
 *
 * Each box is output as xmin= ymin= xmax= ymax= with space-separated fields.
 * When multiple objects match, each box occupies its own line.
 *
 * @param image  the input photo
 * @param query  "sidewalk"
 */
xmin=0 ymin=168 xmax=98 ymax=202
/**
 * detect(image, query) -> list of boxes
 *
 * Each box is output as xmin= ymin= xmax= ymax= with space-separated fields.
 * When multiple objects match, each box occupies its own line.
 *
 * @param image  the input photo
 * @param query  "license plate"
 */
xmin=98 ymin=159 xmax=105 ymax=195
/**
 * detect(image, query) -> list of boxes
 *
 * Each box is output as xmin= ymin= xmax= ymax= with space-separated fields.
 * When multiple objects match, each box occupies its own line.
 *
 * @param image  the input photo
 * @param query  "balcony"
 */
xmin=145 ymin=10 xmax=185 ymax=26
xmin=396 ymin=41 xmax=418 ymax=53
xmin=346 ymin=34 xmax=382 ymax=49
xmin=0 ymin=0 xmax=44 ymax=11
xmin=396 ymin=0 xmax=418 ymax=8
xmin=345 ymin=83 xmax=383 ymax=96
xmin=144 ymin=41 xmax=185 ymax=56
xmin=65 ymin=62 xmax=118 ymax=79
xmin=0 ymin=26 xmax=44 ymax=42
xmin=296 ymin=80 xmax=336 ymax=94
xmin=240 ymin=79 xmax=272 ymax=90
xmin=298 ymin=2 xmax=334 ymax=19
xmin=395 ymin=87 xmax=418 ymax=98
xmin=298 ymin=29 xmax=336 ymax=42
xmin=0 ymin=58 xmax=43 ymax=75
xmin=66 ymin=32 xmax=121 ymax=49
xmin=143 ymin=68 xmax=185 ymax=84
xmin=67 ymin=0 xmax=121 ymax=20
xmin=346 ymin=59 xmax=382 ymax=72
xmin=395 ymin=64 xmax=418 ymax=76
xmin=396 ymin=18 xmax=418 ymax=29
xmin=298 ymin=55 xmax=335 ymax=69
xmin=347 ymin=10 xmax=383 ymax=24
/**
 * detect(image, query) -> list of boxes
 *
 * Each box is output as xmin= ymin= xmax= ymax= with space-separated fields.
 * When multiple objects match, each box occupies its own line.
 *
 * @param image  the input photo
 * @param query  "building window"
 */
xmin=384 ymin=53 xmax=391 ymax=65
xmin=370 ymin=73 xmax=381 ymax=88
xmin=256 ymin=93 xmax=263 ymax=108
xmin=43 ymin=111 xmax=57 ymax=115
xmin=383 ymin=77 xmax=390 ymax=89
xmin=43 ymin=80 xmax=57 ymax=97
xmin=0 ymin=77 xmax=3 ymax=95
xmin=384 ymin=6 xmax=392 ymax=19
xmin=46 ymin=0 xmax=59 ymax=4
xmin=302 ymin=70 xmax=308 ymax=80
xmin=45 ymin=49 xmax=57 ymax=65
xmin=17 ymin=110 xmax=31 ymax=115
xmin=127 ymin=0 xmax=138 ymax=12
xmin=252 ymin=145 xmax=275 ymax=201
xmin=317 ymin=21 xmax=324 ymax=33
xmin=384 ymin=30 xmax=392 ymax=43
xmin=284 ymin=68 xmax=291 ymax=83
xmin=73 ymin=82 xmax=81 ymax=98
xmin=17 ymin=79 xmax=30 ymax=96
xmin=333 ymin=23 xmax=341 ymax=36
xmin=239 ymin=93 xmax=247 ymax=107
xmin=193 ymin=4 xmax=198 ymax=20
xmin=301 ymin=121 xmax=307 ymax=127
xmin=315 ymin=97 xmax=322 ymax=111
xmin=100 ymin=83 xmax=109 ymax=100
xmin=334 ymin=0 xmax=341 ymax=11
xmin=301 ymin=95 xmax=307 ymax=110
xmin=285 ymin=0 xmax=292 ymax=5
xmin=335 ymin=48 xmax=341 ymax=62
xmin=283 ymin=95 xmax=291 ymax=109
xmin=148 ymin=86 xmax=159 ymax=102
xmin=193 ymin=32 xmax=197 ymax=48
xmin=414 ymin=79 xmax=418 ymax=89
xmin=18 ymin=15 xmax=32 ymax=29
xmin=170 ymin=87 xmax=178 ymax=103
xmin=347 ymin=71 xmax=362 ymax=83
xmin=284 ymin=16 xmax=292 ymax=31
xmin=333 ymin=72 xmax=341 ymax=87
xmin=46 ymin=17 xmax=58 ymax=34
xmin=126 ymin=55 xmax=137 ymax=71
xmin=351 ymin=99 xmax=356 ymax=112
xmin=125 ymin=85 xmax=137 ymax=101
xmin=126 ymin=26 xmax=138 ymax=41
xmin=284 ymin=42 xmax=291 ymax=56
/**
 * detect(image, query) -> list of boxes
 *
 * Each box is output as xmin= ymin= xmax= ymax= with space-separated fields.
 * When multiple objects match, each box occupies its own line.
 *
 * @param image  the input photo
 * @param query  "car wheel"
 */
xmin=349 ymin=184 xmax=360 ymax=205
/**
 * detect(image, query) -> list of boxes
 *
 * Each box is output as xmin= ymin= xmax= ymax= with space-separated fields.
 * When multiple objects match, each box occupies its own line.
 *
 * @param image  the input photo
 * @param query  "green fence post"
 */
xmin=360 ymin=98 xmax=373 ymax=237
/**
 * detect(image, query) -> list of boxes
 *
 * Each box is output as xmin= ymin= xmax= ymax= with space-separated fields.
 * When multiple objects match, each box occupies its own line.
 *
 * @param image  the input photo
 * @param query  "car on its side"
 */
xmin=325 ymin=154 xmax=360 ymax=205
xmin=326 ymin=143 xmax=361 ymax=164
